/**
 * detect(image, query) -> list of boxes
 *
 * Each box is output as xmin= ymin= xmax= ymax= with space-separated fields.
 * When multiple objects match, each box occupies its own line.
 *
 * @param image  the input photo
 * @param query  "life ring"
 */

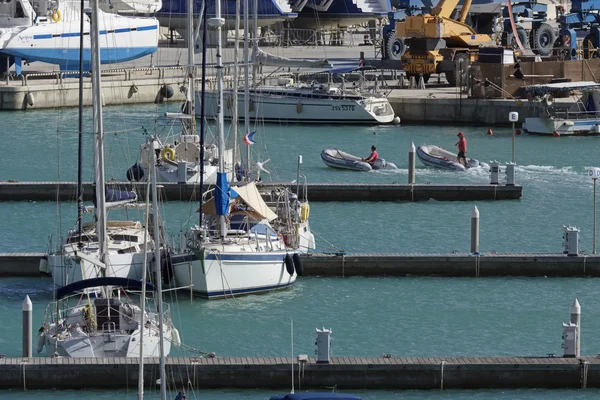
xmin=300 ymin=203 xmax=310 ymax=221
xmin=51 ymin=10 xmax=61 ymax=22
xmin=161 ymin=147 xmax=175 ymax=162
xmin=284 ymin=254 xmax=295 ymax=276
xmin=292 ymin=253 xmax=303 ymax=277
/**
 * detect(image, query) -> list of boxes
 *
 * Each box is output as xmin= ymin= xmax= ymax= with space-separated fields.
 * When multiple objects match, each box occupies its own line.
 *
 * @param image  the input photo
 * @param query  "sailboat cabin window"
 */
xmin=66 ymin=235 xmax=98 ymax=244
xmin=249 ymin=224 xmax=276 ymax=237
xmin=110 ymin=234 xmax=139 ymax=243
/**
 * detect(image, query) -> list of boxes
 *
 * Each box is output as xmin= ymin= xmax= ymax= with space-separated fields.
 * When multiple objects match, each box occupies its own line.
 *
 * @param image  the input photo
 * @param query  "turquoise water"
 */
xmin=2 ymin=103 xmax=600 ymax=398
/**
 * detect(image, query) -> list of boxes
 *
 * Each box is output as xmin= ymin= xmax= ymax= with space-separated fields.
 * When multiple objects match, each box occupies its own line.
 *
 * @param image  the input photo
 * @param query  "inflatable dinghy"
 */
xmin=417 ymin=145 xmax=489 ymax=171
xmin=321 ymin=149 xmax=398 ymax=171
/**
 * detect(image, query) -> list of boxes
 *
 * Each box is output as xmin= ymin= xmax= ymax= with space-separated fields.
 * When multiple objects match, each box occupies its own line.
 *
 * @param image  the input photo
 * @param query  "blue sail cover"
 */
xmin=215 ymin=172 xmax=229 ymax=216
xmin=92 ymin=186 xmax=137 ymax=207
xmin=106 ymin=187 xmax=137 ymax=203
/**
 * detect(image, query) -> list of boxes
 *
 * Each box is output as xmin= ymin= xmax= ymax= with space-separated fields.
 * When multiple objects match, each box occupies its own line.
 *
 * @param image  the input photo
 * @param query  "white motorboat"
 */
xmin=38 ymin=277 xmax=177 ymax=357
xmin=198 ymin=64 xmax=397 ymax=125
xmin=321 ymin=149 xmax=398 ymax=171
xmin=417 ymin=145 xmax=489 ymax=171
xmin=523 ymin=81 xmax=600 ymax=136
xmin=0 ymin=0 xmax=159 ymax=73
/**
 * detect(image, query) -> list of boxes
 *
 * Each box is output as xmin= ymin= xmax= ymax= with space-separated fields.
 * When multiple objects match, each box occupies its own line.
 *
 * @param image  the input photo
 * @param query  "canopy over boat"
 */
xmin=525 ymin=81 xmax=600 ymax=96
xmin=55 ymin=277 xmax=156 ymax=300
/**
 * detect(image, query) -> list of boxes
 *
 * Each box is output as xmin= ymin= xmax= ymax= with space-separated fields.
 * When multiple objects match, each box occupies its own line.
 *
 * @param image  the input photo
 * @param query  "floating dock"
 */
xmin=2 ymin=252 xmax=598 ymax=278
xmin=0 ymin=356 xmax=597 ymax=389
xmin=0 ymin=182 xmax=522 ymax=202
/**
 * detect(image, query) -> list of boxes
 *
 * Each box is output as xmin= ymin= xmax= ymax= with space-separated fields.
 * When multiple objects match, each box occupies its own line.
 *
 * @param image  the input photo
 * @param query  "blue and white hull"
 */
xmin=172 ymin=248 xmax=297 ymax=299
xmin=292 ymin=0 xmax=390 ymax=29
xmin=0 ymin=1 xmax=159 ymax=72
xmin=157 ymin=0 xmax=297 ymax=34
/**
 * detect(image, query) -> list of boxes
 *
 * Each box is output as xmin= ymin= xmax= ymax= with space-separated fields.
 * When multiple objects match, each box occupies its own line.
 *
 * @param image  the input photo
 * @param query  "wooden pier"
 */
xmin=0 ymin=181 xmax=522 ymax=202
xmin=0 ymin=356 xmax=598 ymax=389
xmin=1 ymin=252 xmax=599 ymax=278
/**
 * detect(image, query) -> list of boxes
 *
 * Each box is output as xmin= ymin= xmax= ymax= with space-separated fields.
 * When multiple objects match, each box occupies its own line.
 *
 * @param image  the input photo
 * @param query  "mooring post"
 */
xmin=571 ymin=299 xmax=581 ymax=358
xmin=22 ymin=295 xmax=32 ymax=358
xmin=408 ymin=142 xmax=416 ymax=184
xmin=471 ymin=206 xmax=480 ymax=254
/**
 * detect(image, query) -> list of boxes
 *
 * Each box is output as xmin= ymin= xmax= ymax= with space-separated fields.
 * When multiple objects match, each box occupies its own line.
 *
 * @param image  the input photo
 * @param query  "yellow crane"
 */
xmin=395 ymin=0 xmax=495 ymax=86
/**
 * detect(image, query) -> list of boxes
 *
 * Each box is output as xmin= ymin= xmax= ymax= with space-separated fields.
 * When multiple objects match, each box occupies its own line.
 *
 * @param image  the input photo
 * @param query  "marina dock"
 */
xmin=2 ymin=252 xmax=598 ymax=278
xmin=0 ymin=356 xmax=597 ymax=389
xmin=0 ymin=181 xmax=522 ymax=202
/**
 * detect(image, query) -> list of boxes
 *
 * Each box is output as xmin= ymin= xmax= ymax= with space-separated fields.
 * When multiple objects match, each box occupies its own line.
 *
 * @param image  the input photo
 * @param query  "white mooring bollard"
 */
xmin=408 ymin=142 xmax=416 ymax=184
xmin=471 ymin=206 xmax=480 ymax=254
xmin=22 ymin=295 xmax=32 ymax=358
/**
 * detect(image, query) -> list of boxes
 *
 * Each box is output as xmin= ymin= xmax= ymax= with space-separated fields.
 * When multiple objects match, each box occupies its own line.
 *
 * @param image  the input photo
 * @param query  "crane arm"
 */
xmin=430 ymin=0 xmax=462 ymax=18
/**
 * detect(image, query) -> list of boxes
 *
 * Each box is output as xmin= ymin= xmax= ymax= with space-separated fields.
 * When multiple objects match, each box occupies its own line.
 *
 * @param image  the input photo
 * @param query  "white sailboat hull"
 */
xmin=197 ymin=89 xmax=396 ymax=124
xmin=48 ymin=252 xmax=148 ymax=288
xmin=172 ymin=248 xmax=297 ymax=299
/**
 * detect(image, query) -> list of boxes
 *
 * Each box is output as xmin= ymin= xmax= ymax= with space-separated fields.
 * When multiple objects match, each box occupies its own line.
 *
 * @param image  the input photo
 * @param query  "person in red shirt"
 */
xmin=455 ymin=132 xmax=468 ymax=168
xmin=362 ymin=145 xmax=378 ymax=165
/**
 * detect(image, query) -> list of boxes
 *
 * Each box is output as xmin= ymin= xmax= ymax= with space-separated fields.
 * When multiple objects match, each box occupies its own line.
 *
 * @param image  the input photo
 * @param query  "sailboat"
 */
xmin=125 ymin=0 xmax=237 ymax=186
xmin=170 ymin=0 xmax=313 ymax=299
xmin=42 ymin=5 xmax=158 ymax=288
xmin=37 ymin=0 xmax=178 ymax=358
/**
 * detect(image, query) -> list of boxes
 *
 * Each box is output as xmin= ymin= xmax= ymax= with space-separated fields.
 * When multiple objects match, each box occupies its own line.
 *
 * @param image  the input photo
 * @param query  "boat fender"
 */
xmin=36 ymin=327 xmax=45 ymax=354
xmin=234 ymin=162 xmax=244 ymax=182
xmin=285 ymin=254 xmax=295 ymax=276
xmin=160 ymin=84 xmax=174 ymax=99
xmin=292 ymin=253 xmax=303 ymax=277
xmin=300 ymin=203 xmax=310 ymax=222
xmin=39 ymin=255 xmax=49 ymax=274
xmin=51 ymin=10 xmax=61 ymax=22
xmin=126 ymin=162 xmax=145 ymax=182
xmin=161 ymin=250 xmax=174 ymax=285
xmin=26 ymin=91 xmax=34 ymax=106
xmin=161 ymin=147 xmax=175 ymax=162
xmin=171 ymin=327 xmax=181 ymax=347
xmin=296 ymin=102 xmax=302 ymax=114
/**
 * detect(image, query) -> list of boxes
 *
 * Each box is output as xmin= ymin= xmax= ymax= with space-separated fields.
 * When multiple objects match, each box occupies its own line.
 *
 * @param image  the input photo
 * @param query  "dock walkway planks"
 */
xmin=0 ymin=181 xmax=522 ymax=202
xmin=0 ymin=356 xmax=598 ymax=389
xmin=2 ymin=252 xmax=600 ymax=277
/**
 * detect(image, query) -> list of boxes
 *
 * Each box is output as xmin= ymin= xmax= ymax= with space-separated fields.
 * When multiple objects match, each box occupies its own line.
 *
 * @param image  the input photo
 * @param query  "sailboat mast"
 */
xmin=90 ymin=0 xmax=107 ymax=265
xmin=76 ymin=0 xmax=84 ymax=247
xmin=185 ymin=0 xmax=195 ymax=128
xmin=252 ymin=0 xmax=258 ymax=87
xmin=214 ymin=0 xmax=227 ymax=237
xmin=198 ymin=2 xmax=208 ymax=229
xmin=151 ymin=153 xmax=167 ymax=400
xmin=243 ymin=0 xmax=250 ymax=180
xmin=232 ymin=0 xmax=240 ymax=172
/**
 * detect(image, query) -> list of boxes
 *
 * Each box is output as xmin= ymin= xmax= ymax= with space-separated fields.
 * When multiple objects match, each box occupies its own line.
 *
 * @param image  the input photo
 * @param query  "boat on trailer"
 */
xmin=522 ymin=81 xmax=600 ymax=136
xmin=321 ymin=149 xmax=398 ymax=171
xmin=417 ymin=145 xmax=489 ymax=171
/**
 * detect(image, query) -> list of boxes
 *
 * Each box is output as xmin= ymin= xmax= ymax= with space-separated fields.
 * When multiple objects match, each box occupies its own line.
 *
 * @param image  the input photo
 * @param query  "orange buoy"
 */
xmin=487 ymin=128 xmax=493 ymax=136
xmin=553 ymin=130 xmax=560 ymax=137
xmin=515 ymin=129 xmax=521 ymax=135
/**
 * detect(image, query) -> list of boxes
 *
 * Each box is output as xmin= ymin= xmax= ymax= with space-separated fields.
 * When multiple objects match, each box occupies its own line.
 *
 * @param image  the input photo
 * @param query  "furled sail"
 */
xmin=252 ymin=46 xmax=332 ymax=68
